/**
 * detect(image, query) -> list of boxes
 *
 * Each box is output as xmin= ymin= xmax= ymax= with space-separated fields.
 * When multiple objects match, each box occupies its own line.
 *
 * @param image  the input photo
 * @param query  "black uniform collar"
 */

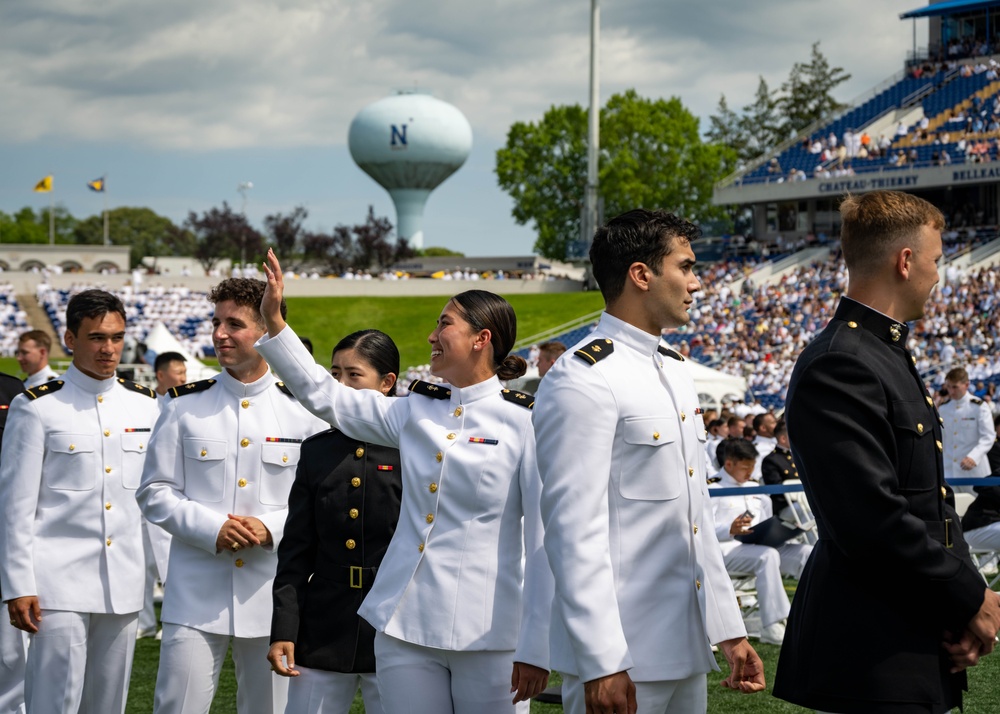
xmin=836 ymin=297 xmax=910 ymax=347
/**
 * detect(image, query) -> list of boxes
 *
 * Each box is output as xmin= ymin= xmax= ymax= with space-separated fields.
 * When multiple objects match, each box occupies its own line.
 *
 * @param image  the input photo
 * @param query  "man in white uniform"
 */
xmin=534 ymin=209 xmax=764 ymax=714
xmin=138 ymin=278 xmax=326 ymax=714
xmin=749 ymin=412 xmax=777 ymax=481
xmin=16 ymin=330 xmax=59 ymax=390
xmin=0 ymin=290 xmax=160 ymax=714
xmin=940 ymin=367 xmax=995 ymax=485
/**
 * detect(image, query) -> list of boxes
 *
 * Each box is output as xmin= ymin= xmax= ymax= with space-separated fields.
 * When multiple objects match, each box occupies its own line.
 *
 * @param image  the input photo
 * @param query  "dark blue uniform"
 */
xmin=774 ymin=297 xmax=985 ymax=713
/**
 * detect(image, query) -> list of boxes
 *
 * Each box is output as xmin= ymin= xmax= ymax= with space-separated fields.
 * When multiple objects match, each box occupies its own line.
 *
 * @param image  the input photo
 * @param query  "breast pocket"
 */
xmin=890 ymin=399 xmax=936 ymax=492
xmin=120 ymin=432 xmax=149 ymax=490
xmin=619 ymin=416 xmax=682 ymax=500
xmin=44 ymin=433 xmax=97 ymax=491
xmin=259 ymin=443 xmax=300 ymax=506
xmin=182 ymin=438 xmax=227 ymax=503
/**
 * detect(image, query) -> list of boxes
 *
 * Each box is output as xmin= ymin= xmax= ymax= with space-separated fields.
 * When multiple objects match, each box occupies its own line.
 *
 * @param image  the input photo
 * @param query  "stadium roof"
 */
xmin=900 ymin=0 xmax=1000 ymax=20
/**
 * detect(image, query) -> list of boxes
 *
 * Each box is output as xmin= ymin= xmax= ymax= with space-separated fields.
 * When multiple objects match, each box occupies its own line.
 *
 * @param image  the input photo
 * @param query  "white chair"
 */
xmin=782 ymin=479 xmax=818 ymax=544
xmin=729 ymin=573 xmax=761 ymax=638
xmin=953 ymin=492 xmax=975 ymax=518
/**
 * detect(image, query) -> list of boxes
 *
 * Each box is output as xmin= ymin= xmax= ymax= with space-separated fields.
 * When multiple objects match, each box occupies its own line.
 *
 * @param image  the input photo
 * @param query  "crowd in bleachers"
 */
xmin=0 ymin=284 xmax=29 ymax=357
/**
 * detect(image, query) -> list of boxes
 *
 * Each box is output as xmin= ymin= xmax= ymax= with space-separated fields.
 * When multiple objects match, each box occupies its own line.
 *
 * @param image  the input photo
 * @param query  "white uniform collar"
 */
xmin=64 ymin=363 xmax=117 ymax=394
xmin=597 ymin=312 xmax=661 ymax=357
xmin=717 ymin=468 xmax=752 ymax=488
xmin=755 ymin=435 xmax=777 ymax=447
xmin=218 ymin=367 xmax=275 ymax=397
xmin=449 ymin=374 xmax=502 ymax=406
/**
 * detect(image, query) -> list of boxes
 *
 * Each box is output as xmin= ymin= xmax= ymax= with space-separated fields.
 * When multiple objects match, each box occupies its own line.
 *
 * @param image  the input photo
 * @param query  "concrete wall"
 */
xmin=0 ymin=245 xmax=130 ymax=273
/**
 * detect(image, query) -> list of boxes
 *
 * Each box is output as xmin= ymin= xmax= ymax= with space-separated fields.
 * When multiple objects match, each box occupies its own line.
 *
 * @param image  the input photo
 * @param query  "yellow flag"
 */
xmin=33 ymin=175 xmax=53 ymax=193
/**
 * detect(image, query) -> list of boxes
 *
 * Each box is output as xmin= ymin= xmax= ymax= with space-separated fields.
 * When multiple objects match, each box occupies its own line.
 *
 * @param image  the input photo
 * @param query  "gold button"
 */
xmin=351 ymin=477 xmax=361 ymax=487
xmin=282 ymin=455 xmax=288 ymax=463
xmin=240 ymin=438 xmax=250 ymax=448
xmin=926 ymin=396 xmax=934 ymax=406
xmin=688 ymin=467 xmax=694 ymax=477
xmin=426 ymin=514 xmax=434 ymax=524
xmin=139 ymin=444 xmax=143 ymax=449
xmin=418 ymin=543 xmax=424 ymax=552
xmin=847 ymin=321 xmax=858 ymax=328
xmin=454 ymin=407 xmax=463 ymax=417
xmin=349 ymin=508 xmax=359 ymax=519
xmin=238 ymin=478 xmax=247 ymax=488
xmin=653 ymin=431 xmax=660 ymax=440
xmin=69 ymin=444 xmax=75 ymax=451
xmin=435 ymin=452 xmax=443 ymax=463
xmin=936 ymin=440 xmax=943 ymax=452
xmin=97 ymin=395 xmax=103 ymax=403
xmin=911 ymin=355 xmax=917 ymax=365
xmin=241 ymin=399 xmax=250 ymax=409
xmin=355 ymin=447 xmax=365 ymax=458
xmin=104 ymin=429 xmax=111 ymax=437
xmin=346 ymin=539 xmax=356 ymax=550
xmin=106 ymin=538 xmax=112 ymax=546
xmin=693 ymin=525 xmax=699 ymax=534
xmin=917 ymin=423 xmax=924 ymax=434
xmin=105 ymin=467 xmax=112 ymax=474
xmin=680 ymin=412 xmax=686 ymax=422
xmin=429 ymin=483 xmax=438 ymax=493
xmin=447 ymin=433 xmax=456 ymax=440
xmin=105 ymin=502 xmax=112 ymax=510
xmin=941 ymin=486 xmax=947 ymax=499
xmin=201 ymin=449 xmax=208 ymax=457
xmin=695 ymin=579 xmax=701 ymax=590
xmin=235 ymin=558 xmax=244 ymax=567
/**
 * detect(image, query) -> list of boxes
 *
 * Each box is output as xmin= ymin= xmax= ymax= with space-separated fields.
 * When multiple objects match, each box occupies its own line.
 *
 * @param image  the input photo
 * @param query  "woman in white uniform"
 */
xmin=255 ymin=250 xmax=551 ymax=714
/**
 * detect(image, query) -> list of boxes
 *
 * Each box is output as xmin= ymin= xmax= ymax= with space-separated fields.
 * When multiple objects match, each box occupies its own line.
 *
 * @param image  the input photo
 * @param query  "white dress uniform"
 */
xmin=750 ymin=435 xmax=776 ymax=481
xmin=22 ymin=366 xmax=59 ymax=391
xmin=939 ymin=392 xmax=995 ymax=481
xmin=137 ymin=370 xmax=326 ymax=714
xmin=255 ymin=326 xmax=551 ymax=714
xmin=708 ymin=469 xmax=812 ymax=628
xmin=532 ymin=313 xmax=746 ymax=713
xmin=0 ymin=364 xmax=159 ymax=714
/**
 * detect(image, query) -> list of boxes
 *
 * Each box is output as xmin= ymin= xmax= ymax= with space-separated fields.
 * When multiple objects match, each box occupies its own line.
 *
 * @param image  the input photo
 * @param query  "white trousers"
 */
xmin=284 ymin=666 xmax=382 ymax=714
xmin=562 ymin=672 xmax=707 ymax=714
xmin=153 ymin=624 xmax=288 ymax=714
xmin=723 ymin=543 xmax=811 ymax=626
xmin=373 ymin=632 xmax=517 ymax=714
xmin=965 ymin=522 xmax=1000 ymax=551
xmin=25 ymin=610 xmax=137 ymax=714
xmin=0 ymin=622 xmax=26 ymax=714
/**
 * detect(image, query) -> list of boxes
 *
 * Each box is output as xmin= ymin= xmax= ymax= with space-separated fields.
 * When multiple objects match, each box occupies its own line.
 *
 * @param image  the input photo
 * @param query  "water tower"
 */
xmin=348 ymin=91 xmax=473 ymax=249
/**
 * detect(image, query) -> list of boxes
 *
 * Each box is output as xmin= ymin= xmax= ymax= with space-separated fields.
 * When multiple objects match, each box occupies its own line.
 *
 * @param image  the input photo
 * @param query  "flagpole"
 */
xmin=49 ymin=190 xmax=54 ymax=245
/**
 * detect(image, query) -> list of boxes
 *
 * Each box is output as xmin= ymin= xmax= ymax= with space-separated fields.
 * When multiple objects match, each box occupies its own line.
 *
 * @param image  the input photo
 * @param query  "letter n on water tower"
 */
xmin=390 ymin=124 xmax=408 ymax=149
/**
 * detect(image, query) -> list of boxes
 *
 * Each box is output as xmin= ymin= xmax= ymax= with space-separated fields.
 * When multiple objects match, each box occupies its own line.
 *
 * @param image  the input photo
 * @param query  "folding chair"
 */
xmin=729 ymin=573 xmax=761 ymax=638
xmin=782 ymin=479 xmax=818 ymax=545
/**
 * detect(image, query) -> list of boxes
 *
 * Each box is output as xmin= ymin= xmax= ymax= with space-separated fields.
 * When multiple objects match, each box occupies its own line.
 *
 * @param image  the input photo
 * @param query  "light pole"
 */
xmin=584 ymin=0 xmax=600 ymax=253
xmin=237 ymin=181 xmax=253 ymax=271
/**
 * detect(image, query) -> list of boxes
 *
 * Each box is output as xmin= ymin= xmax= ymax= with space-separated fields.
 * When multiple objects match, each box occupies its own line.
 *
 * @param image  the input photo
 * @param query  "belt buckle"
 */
xmin=350 ymin=566 xmax=363 ymax=589
xmin=945 ymin=518 xmax=953 ymax=549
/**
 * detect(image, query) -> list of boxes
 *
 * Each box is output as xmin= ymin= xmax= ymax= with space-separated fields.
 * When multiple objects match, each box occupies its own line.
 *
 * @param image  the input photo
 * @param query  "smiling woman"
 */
xmin=255 ymin=249 xmax=552 ymax=714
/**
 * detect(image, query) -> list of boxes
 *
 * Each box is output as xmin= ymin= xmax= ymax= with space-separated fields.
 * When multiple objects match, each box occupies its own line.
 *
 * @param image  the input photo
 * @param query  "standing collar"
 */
xmin=597 ymin=312 xmax=662 ymax=357
xmin=449 ymin=375 xmax=501 ymax=406
xmin=836 ymin=297 xmax=910 ymax=346
xmin=64 ymin=363 xmax=117 ymax=394
xmin=217 ymin=367 xmax=275 ymax=397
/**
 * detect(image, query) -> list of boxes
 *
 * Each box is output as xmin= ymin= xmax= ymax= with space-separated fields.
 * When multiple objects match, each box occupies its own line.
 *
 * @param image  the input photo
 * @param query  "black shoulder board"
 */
xmin=276 ymin=381 xmax=294 ymax=397
xmin=971 ymin=397 xmax=983 ymax=405
xmin=118 ymin=378 xmax=156 ymax=399
xmin=25 ymin=380 xmax=65 ymax=400
xmin=657 ymin=344 xmax=684 ymax=361
xmin=168 ymin=379 xmax=216 ymax=398
xmin=408 ymin=380 xmax=452 ymax=399
xmin=707 ymin=475 xmax=721 ymax=484
xmin=574 ymin=338 xmax=614 ymax=365
xmin=501 ymin=388 xmax=534 ymax=409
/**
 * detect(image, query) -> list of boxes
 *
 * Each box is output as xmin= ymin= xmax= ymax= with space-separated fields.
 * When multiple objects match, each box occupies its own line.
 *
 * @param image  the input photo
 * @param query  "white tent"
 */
xmin=143 ymin=322 xmax=218 ymax=382
xmin=684 ymin=358 xmax=748 ymax=410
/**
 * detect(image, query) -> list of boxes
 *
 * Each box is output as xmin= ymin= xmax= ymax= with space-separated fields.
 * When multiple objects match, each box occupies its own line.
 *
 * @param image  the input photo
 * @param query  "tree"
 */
xmin=300 ymin=207 xmax=407 ymax=273
xmin=739 ymin=77 xmax=784 ymax=163
xmin=263 ymin=206 xmax=308 ymax=261
xmin=0 ymin=206 xmax=76 ymax=244
xmin=496 ymin=90 xmax=735 ymax=260
xmin=705 ymin=94 xmax=749 ymax=172
xmin=778 ymin=42 xmax=851 ymax=138
xmin=184 ymin=202 xmax=265 ymax=273
xmin=74 ymin=207 xmax=184 ymax=267
xmin=420 ymin=246 xmax=466 ymax=257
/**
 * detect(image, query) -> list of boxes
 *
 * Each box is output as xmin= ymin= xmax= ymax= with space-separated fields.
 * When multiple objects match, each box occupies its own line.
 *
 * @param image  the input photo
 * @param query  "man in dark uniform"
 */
xmin=774 ymin=190 xmax=1000 ymax=714
xmin=760 ymin=419 xmax=797 ymax=517
xmin=0 ymin=372 xmax=26 ymax=712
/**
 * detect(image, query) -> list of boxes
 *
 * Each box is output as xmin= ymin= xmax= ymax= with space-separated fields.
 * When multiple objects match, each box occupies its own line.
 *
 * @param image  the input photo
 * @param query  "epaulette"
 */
xmin=118 ymin=378 xmax=156 ymax=399
xmin=409 ymin=380 xmax=451 ymax=399
xmin=501 ymin=388 xmax=534 ymax=409
xmin=657 ymin=344 xmax=684 ymax=361
xmin=276 ymin=381 xmax=294 ymax=397
xmin=168 ymin=379 xmax=216 ymax=398
xmin=707 ymin=475 xmax=721 ymax=484
xmin=574 ymin=338 xmax=614 ymax=365
xmin=25 ymin=380 xmax=65 ymax=400
xmin=971 ymin=397 xmax=983 ymax=405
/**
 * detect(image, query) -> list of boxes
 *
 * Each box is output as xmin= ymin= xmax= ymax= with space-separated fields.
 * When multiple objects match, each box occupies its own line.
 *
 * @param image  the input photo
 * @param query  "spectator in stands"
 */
xmin=15 ymin=330 xmax=58 ymax=389
xmin=709 ymin=439 xmax=812 ymax=646
xmin=153 ymin=352 xmax=188 ymax=397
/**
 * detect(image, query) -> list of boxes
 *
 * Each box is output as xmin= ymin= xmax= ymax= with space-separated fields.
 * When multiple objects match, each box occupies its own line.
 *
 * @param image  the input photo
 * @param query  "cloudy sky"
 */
xmin=0 ymin=0 xmax=926 ymax=256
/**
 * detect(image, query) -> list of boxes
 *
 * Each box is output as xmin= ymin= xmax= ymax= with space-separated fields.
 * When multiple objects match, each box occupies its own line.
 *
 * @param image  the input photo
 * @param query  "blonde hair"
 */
xmin=840 ymin=191 xmax=944 ymax=277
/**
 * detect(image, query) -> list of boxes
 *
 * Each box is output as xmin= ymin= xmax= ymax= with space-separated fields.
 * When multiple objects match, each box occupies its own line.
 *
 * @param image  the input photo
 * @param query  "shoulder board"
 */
xmin=168 ymin=379 xmax=217 ymax=398
xmin=276 ymin=381 xmax=294 ymax=397
xmin=302 ymin=427 xmax=337 ymax=445
xmin=657 ymin=344 xmax=684 ymax=361
xmin=408 ymin=380 xmax=452 ymax=399
xmin=501 ymin=388 xmax=534 ymax=409
xmin=25 ymin=379 xmax=65 ymax=400
xmin=118 ymin=378 xmax=156 ymax=399
xmin=574 ymin=338 xmax=614 ymax=365
xmin=939 ymin=398 xmax=951 ymax=407
xmin=707 ymin=476 xmax=722 ymax=484
xmin=971 ymin=397 xmax=983 ymax=405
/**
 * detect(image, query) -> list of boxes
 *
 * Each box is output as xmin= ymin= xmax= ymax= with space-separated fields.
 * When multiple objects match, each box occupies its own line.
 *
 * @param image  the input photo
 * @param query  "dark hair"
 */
xmin=722 ymin=437 xmax=759 ymax=463
xmin=208 ymin=278 xmax=285 ymax=326
xmin=450 ymin=290 xmax=526 ymax=380
xmin=18 ymin=330 xmax=51 ymax=351
xmin=66 ymin=289 xmax=127 ymax=335
xmin=707 ymin=418 xmax=725 ymax=432
xmin=589 ymin=209 xmax=701 ymax=303
xmin=752 ymin=412 xmax=775 ymax=432
xmin=774 ymin=419 xmax=788 ymax=440
xmin=154 ymin=351 xmax=187 ymax=371
xmin=300 ymin=337 xmax=314 ymax=356
xmin=332 ymin=330 xmax=400 ymax=397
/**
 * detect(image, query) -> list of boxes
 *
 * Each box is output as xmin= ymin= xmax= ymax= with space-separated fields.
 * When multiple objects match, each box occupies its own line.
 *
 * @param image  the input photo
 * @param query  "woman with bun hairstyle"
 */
xmin=268 ymin=329 xmax=403 ymax=714
xmin=255 ymin=249 xmax=551 ymax=714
